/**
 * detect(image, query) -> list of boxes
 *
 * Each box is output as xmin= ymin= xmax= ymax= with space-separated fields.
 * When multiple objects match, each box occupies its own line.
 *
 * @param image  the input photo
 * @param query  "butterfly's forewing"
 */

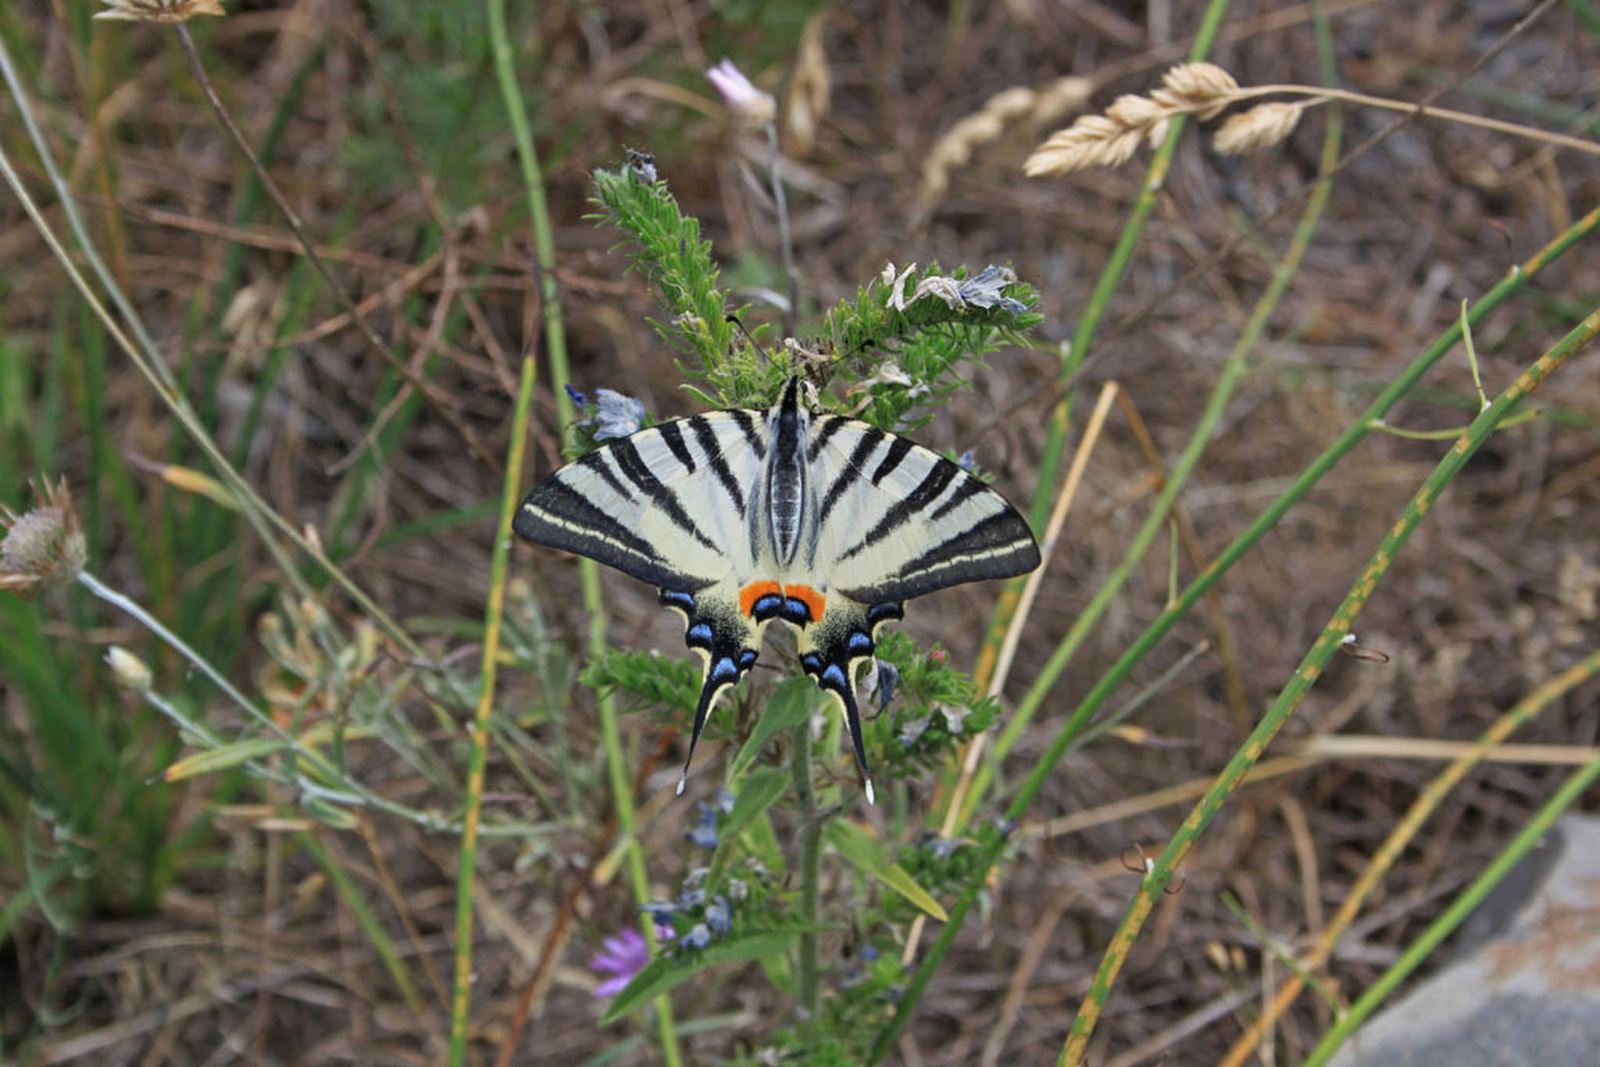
xmin=514 ymin=412 xmax=772 ymax=790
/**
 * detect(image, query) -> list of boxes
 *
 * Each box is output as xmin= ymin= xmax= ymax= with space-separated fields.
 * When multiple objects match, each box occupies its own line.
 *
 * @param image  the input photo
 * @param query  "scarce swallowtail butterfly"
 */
xmin=514 ymin=377 xmax=1041 ymax=804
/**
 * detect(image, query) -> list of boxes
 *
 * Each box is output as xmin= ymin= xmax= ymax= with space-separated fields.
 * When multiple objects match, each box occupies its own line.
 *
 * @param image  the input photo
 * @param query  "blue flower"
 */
xmin=926 ymin=836 xmax=959 ymax=860
xmin=565 ymin=383 xmax=587 ymax=410
xmin=705 ymin=895 xmax=732 ymax=937
xmin=592 ymin=389 xmax=646 ymax=440
xmin=677 ymin=885 xmax=707 ymax=909
xmin=713 ymin=787 xmax=735 ymax=814
xmin=957 ymin=448 xmax=977 ymax=472
xmin=726 ymin=878 xmax=748 ymax=902
xmin=687 ymin=821 xmax=719 ymax=849
xmin=680 ymin=923 xmax=712 ymax=951
xmin=642 ymin=902 xmax=676 ymax=924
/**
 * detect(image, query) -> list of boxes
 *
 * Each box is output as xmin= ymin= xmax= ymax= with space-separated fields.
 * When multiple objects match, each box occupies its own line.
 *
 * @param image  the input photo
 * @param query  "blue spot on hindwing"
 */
xmin=752 ymin=594 xmax=784 ymax=621
xmin=710 ymin=658 xmax=741 ymax=684
xmin=738 ymin=649 xmax=758 ymax=669
xmin=822 ymin=664 xmax=847 ymax=690
xmin=847 ymin=631 xmax=874 ymax=657
xmin=801 ymin=653 xmax=822 ymax=672
xmin=868 ymin=602 xmax=904 ymax=624
xmin=660 ymin=590 xmax=695 ymax=612
xmin=687 ymin=622 xmax=713 ymax=645
xmin=781 ymin=598 xmax=812 ymax=624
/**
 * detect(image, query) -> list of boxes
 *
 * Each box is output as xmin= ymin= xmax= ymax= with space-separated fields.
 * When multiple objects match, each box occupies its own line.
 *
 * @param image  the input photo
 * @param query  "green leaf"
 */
xmin=724 ymin=766 xmax=789 ymax=840
xmin=729 ymin=677 xmax=813 ymax=779
xmin=601 ymin=929 xmax=802 ymax=1023
xmin=163 ymin=738 xmax=287 ymax=781
xmin=826 ymin=819 xmax=949 ymax=922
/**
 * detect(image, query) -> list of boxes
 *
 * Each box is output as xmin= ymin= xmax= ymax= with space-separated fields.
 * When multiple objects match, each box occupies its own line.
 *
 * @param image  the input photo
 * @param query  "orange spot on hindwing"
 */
xmin=783 ymin=584 xmax=826 ymax=625
xmin=739 ymin=581 xmax=783 ymax=618
xmin=738 ymin=580 xmax=827 ymax=624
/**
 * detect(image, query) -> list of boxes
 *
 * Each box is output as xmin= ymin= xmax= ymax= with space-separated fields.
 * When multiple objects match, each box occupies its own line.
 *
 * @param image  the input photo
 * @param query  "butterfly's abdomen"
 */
xmin=766 ymin=380 xmax=809 ymax=566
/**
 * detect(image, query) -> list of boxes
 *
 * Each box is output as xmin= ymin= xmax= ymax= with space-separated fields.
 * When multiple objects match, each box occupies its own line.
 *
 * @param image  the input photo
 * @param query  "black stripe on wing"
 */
xmin=817 ymin=425 xmax=886 ymax=526
xmin=611 ymin=436 xmax=719 ymax=552
xmin=840 ymin=506 xmax=1040 ymax=603
xmin=514 ymin=478 xmax=707 ymax=591
xmin=838 ymin=456 xmax=962 ymax=563
xmin=688 ymin=414 xmax=747 ymax=517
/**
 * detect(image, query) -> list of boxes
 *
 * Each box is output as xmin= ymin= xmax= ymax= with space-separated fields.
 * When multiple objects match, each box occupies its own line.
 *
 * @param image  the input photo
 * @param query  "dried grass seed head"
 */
xmin=95 ymin=0 xmax=226 ymax=22
xmin=1213 ymin=102 xmax=1305 ymax=155
xmin=1 ymin=477 xmax=87 ymax=596
xmin=1152 ymin=62 xmax=1241 ymax=121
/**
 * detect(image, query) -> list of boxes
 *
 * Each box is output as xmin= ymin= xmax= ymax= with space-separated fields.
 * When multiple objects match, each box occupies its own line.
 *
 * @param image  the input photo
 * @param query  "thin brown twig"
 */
xmin=171 ymin=23 xmax=502 ymax=474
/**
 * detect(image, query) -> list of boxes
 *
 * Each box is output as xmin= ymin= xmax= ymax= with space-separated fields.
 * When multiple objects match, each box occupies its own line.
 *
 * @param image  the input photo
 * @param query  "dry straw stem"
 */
xmin=1026 ymin=61 xmax=1600 ymax=176
xmin=919 ymin=75 xmax=1093 ymax=208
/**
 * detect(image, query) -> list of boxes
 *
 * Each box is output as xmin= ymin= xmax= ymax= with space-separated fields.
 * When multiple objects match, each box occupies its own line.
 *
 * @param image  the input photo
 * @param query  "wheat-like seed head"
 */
xmin=920 ymin=76 xmax=1092 ymax=207
xmin=1213 ymin=102 xmax=1306 ymax=155
xmin=1150 ymin=62 xmax=1241 ymax=121
xmin=95 ymin=0 xmax=226 ymax=21
xmin=1025 ymin=61 xmax=1251 ymax=176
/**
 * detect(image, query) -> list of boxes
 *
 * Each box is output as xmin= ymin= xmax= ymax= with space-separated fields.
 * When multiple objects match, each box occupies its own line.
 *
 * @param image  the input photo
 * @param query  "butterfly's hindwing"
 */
xmin=797 ymin=598 xmax=904 ymax=805
xmin=659 ymin=585 xmax=765 ymax=792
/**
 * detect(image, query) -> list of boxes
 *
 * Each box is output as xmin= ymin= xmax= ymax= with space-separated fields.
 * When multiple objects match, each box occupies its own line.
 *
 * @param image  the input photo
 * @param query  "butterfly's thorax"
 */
xmin=764 ymin=378 xmax=811 ymax=570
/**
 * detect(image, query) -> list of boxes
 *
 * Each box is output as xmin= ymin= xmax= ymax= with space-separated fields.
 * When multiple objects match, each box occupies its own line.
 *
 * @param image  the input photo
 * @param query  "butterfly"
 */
xmin=514 ymin=376 xmax=1040 ymax=803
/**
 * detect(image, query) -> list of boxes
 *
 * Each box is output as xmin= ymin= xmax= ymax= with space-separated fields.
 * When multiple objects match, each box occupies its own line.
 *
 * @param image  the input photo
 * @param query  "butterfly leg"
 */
xmin=797 ymin=599 xmax=903 ymax=805
xmin=659 ymin=589 xmax=762 ymax=795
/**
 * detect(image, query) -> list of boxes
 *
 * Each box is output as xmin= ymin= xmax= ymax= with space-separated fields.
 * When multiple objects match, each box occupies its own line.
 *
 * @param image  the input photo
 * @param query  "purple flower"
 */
xmin=589 ymin=928 xmax=651 ymax=998
xmin=706 ymin=59 xmax=775 ymax=127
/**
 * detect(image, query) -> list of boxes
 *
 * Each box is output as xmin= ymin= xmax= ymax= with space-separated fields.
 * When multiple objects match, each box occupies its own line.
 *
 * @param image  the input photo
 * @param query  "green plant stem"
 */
xmin=484 ymin=2 xmax=679 ymax=1063
xmin=766 ymin=122 xmax=798 ymax=337
xmin=965 ymin=0 xmax=1233 ymax=755
xmin=792 ymin=714 xmax=822 ymax=1030
xmin=75 ymin=570 xmax=446 ymax=827
xmin=1062 ymin=302 xmax=1600 ymax=1063
xmin=447 ymin=351 xmax=537 ymax=1063
xmin=1303 ymin=745 xmax=1600 ymax=1065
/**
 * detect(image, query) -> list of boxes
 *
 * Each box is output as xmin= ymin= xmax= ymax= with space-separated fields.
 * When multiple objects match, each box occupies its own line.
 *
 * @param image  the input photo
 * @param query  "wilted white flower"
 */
xmin=957 ymin=265 xmax=1026 ymax=313
xmin=96 ymin=0 xmax=225 ymax=21
xmin=884 ymin=263 xmax=919 ymax=310
xmin=707 ymin=59 xmax=776 ymax=128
